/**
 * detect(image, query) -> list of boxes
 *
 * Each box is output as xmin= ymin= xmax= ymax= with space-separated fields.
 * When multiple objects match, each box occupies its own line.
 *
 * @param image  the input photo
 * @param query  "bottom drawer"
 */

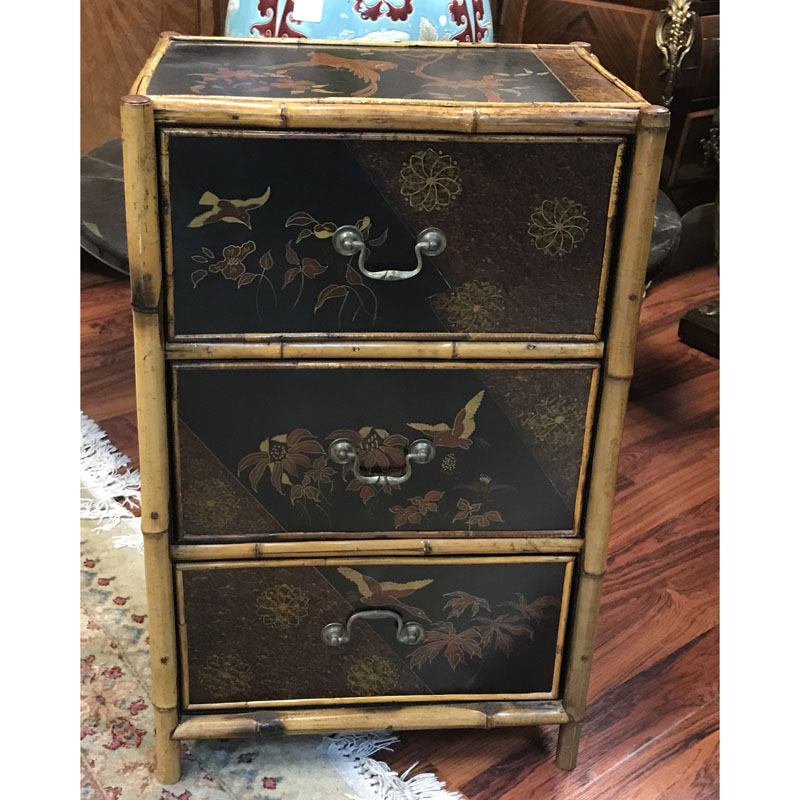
xmin=176 ymin=556 xmax=574 ymax=710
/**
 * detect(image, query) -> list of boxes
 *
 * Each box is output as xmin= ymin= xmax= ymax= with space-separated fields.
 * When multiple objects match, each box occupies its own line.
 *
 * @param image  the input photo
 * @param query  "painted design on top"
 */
xmin=171 ymin=48 xmax=577 ymax=105
xmin=528 ymin=197 xmax=589 ymax=256
xmin=226 ymin=0 xmax=493 ymax=43
xmin=187 ymin=187 xmax=271 ymax=229
xmin=399 ymin=148 xmax=462 ymax=212
xmin=337 ymin=566 xmax=434 ymax=621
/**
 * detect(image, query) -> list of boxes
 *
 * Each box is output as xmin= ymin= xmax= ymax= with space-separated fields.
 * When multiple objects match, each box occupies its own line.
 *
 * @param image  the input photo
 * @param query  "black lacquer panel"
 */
xmin=178 ymin=557 xmax=572 ymax=706
xmin=163 ymin=130 xmax=622 ymax=338
xmin=148 ymin=42 xmax=577 ymax=103
xmin=171 ymin=363 xmax=597 ymax=540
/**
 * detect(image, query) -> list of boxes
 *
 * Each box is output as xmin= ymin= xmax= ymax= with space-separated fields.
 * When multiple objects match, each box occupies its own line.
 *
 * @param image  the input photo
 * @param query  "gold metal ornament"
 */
xmin=655 ymin=0 xmax=697 ymax=105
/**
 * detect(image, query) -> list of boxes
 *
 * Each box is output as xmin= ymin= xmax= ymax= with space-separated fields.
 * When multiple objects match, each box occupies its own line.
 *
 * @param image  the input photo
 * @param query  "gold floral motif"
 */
xmin=434 ymin=280 xmax=506 ymax=332
xmin=197 ymin=654 xmax=253 ymax=697
xmin=528 ymin=198 xmax=589 ymax=256
xmin=400 ymin=148 xmax=462 ymax=212
xmin=522 ymin=396 xmax=585 ymax=448
xmin=347 ymin=655 xmax=399 ymax=696
xmin=255 ymin=583 xmax=310 ymax=629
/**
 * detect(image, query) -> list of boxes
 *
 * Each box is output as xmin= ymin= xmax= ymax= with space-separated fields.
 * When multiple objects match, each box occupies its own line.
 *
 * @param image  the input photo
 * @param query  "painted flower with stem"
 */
xmin=237 ymin=428 xmax=325 ymax=494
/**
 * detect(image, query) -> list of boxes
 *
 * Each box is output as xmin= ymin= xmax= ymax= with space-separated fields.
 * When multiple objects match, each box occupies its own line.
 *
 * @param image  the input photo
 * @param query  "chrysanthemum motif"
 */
xmin=435 ymin=280 xmax=506 ymax=331
xmin=197 ymin=654 xmax=253 ymax=697
xmin=400 ymin=148 xmax=462 ymax=212
xmin=528 ymin=198 xmax=589 ymax=256
xmin=347 ymin=655 xmax=399 ymax=697
xmin=255 ymin=583 xmax=310 ymax=629
xmin=522 ymin=396 xmax=586 ymax=448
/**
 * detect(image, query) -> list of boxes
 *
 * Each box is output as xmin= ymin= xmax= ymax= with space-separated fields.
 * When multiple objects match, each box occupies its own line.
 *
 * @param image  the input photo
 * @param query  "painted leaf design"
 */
xmin=410 ymin=490 xmax=443 ymax=514
xmin=408 ymin=622 xmax=482 ymax=670
xmin=285 ymin=240 xmax=299 ymax=266
xmin=296 ymin=228 xmax=314 ymax=243
xmin=282 ymin=267 xmax=301 ymax=288
xmin=286 ymin=212 xmax=317 ymax=227
xmin=237 ymin=273 xmax=257 ymax=287
xmin=474 ymin=614 xmax=532 ymax=655
xmin=443 ymin=591 xmax=491 ymax=619
xmin=191 ymin=269 xmax=208 ymax=288
xmin=346 ymin=265 xmax=364 ymax=286
xmin=368 ymin=228 xmax=388 ymax=247
xmin=389 ymin=505 xmax=423 ymax=528
xmin=314 ymin=285 xmax=347 ymax=313
xmin=301 ymin=257 xmax=326 ymax=278
xmin=453 ymin=498 xmax=481 ymax=522
xmin=313 ymin=222 xmax=337 ymax=239
xmin=290 ymin=484 xmax=303 ymax=503
xmin=191 ymin=255 xmax=208 ymax=263
xmin=259 ymin=251 xmax=273 ymax=271
xmin=356 ymin=216 xmax=371 ymax=232
xmin=500 ymin=593 xmax=560 ymax=623
xmin=468 ymin=510 xmax=504 ymax=527
xmin=202 ymin=247 xmax=214 ymax=258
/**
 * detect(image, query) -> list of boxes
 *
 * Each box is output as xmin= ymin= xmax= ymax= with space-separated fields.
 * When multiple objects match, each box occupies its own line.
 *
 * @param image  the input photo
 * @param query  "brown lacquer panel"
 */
xmin=146 ymin=41 xmax=578 ymax=103
xmin=161 ymin=129 xmax=624 ymax=340
xmin=176 ymin=556 xmax=573 ymax=708
xmin=170 ymin=362 xmax=598 ymax=541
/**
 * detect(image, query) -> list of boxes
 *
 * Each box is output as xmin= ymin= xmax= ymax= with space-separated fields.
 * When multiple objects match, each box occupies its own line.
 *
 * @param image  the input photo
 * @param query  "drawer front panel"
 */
xmin=162 ymin=129 xmax=624 ymax=340
xmin=176 ymin=556 xmax=574 ymax=708
xmin=171 ymin=362 xmax=598 ymax=541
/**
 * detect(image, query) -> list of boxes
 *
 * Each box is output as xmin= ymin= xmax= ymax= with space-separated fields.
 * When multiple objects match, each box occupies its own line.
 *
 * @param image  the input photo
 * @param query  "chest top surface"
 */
xmin=137 ymin=36 xmax=643 ymax=107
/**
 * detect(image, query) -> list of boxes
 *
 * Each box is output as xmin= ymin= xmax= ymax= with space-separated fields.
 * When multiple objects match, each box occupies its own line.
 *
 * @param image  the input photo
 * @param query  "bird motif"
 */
xmin=308 ymin=51 xmax=396 ymax=97
xmin=337 ymin=567 xmax=433 ymax=622
xmin=406 ymin=390 xmax=484 ymax=450
xmin=187 ymin=187 xmax=271 ymax=229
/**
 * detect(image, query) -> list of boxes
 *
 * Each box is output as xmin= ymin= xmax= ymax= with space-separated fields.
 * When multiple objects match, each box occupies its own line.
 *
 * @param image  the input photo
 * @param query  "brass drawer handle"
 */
xmin=332 ymin=225 xmax=446 ymax=281
xmin=321 ymin=609 xmax=425 ymax=646
xmin=328 ymin=438 xmax=436 ymax=486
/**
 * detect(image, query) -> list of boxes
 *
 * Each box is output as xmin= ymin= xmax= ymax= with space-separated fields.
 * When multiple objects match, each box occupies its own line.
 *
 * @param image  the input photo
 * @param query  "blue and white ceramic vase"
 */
xmin=224 ymin=0 xmax=493 ymax=43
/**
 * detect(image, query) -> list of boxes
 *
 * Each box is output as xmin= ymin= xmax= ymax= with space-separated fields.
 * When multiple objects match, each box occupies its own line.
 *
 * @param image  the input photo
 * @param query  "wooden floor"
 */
xmin=80 ymin=258 xmax=720 ymax=799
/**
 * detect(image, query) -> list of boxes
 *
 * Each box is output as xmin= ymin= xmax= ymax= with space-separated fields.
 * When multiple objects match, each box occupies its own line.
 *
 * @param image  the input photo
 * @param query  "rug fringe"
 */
xmin=324 ymin=733 xmax=464 ymax=800
xmin=80 ymin=412 xmax=143 ymax=547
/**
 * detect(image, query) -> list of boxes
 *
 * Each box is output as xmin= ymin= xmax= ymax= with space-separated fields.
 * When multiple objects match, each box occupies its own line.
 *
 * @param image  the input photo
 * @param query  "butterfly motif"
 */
xmin=406 ymin=390 xmax=484 ymax=450
xmin=337 ymin=567 xmax=433 ymax=622
xmin=187 ymin=187 xmax=271 ymax=229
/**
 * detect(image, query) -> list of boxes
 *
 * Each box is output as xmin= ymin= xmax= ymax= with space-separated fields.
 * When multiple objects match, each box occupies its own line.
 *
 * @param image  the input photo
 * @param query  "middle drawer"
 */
xmin=170 ymin=361 xmax=599 ymax=542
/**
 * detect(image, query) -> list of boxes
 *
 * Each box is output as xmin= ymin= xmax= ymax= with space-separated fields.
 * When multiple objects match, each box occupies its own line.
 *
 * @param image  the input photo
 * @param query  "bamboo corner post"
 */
xmin=555 ymin=105 xmax=669 ymax=771
xmin=121 ymin=94 xmax=181 ymax=785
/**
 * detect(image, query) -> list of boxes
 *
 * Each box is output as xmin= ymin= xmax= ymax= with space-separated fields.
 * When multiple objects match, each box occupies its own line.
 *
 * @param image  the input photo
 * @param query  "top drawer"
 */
xmin=160 ymin=129 xmax=625 ymax=342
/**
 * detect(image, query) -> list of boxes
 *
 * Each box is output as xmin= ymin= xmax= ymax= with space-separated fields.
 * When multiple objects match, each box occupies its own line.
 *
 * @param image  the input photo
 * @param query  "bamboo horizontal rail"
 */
xmin=150 ymin=97 xmax=641 ymax=135
xmin=172 ymin=701 xmax=570 ymax=739
xmin=164 ymin=340 xmax=605 ymax=361
xmin=170 ymin=537 xmax=584 ymax=561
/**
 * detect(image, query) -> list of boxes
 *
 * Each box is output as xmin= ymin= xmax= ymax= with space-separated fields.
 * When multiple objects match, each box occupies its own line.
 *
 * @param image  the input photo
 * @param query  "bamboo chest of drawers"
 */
xmin=122 ymin=33 xmax=668 ymax=784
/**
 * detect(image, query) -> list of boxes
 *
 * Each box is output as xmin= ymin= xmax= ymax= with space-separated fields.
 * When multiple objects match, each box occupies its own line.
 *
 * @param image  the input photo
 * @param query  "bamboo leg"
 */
xmin=556 ymin=721 xmax=583 ymax=770
xmin=121 ymin=94 xmax=181 ymax=784
xmin=557 ymin=106 xmax=669 ymax=770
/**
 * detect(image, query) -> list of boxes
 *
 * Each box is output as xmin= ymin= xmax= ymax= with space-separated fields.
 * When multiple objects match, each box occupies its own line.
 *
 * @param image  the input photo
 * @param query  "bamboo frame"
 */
xmin=165 ymin=341 xmax=606 ymax=360
xmin=172 ymin=700 xmax=570 ymax=739
xmin=170 ymin=537 xmax=585 ymax=560
xmin=175 ymin=556 xmax=574 ymax=709
xmin=555 ymin=106 xmax=669 ymax=770
xmin=158 ymin=126 xmax=624 ymax=345
xmin=121 ymin=95 xmax=180 ymax=785
xmin=169 ymin=360 xmax=600 ymax=538
xmin=122 ymin=31 xmax=669 ymax=777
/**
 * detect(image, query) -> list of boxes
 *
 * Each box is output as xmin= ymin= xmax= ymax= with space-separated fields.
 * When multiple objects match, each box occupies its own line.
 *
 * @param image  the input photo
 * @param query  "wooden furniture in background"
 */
xmin=499 ymin=1 xmax=719 ymax=217
xmin=122 ymin=34 xmax=667 ymax=783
